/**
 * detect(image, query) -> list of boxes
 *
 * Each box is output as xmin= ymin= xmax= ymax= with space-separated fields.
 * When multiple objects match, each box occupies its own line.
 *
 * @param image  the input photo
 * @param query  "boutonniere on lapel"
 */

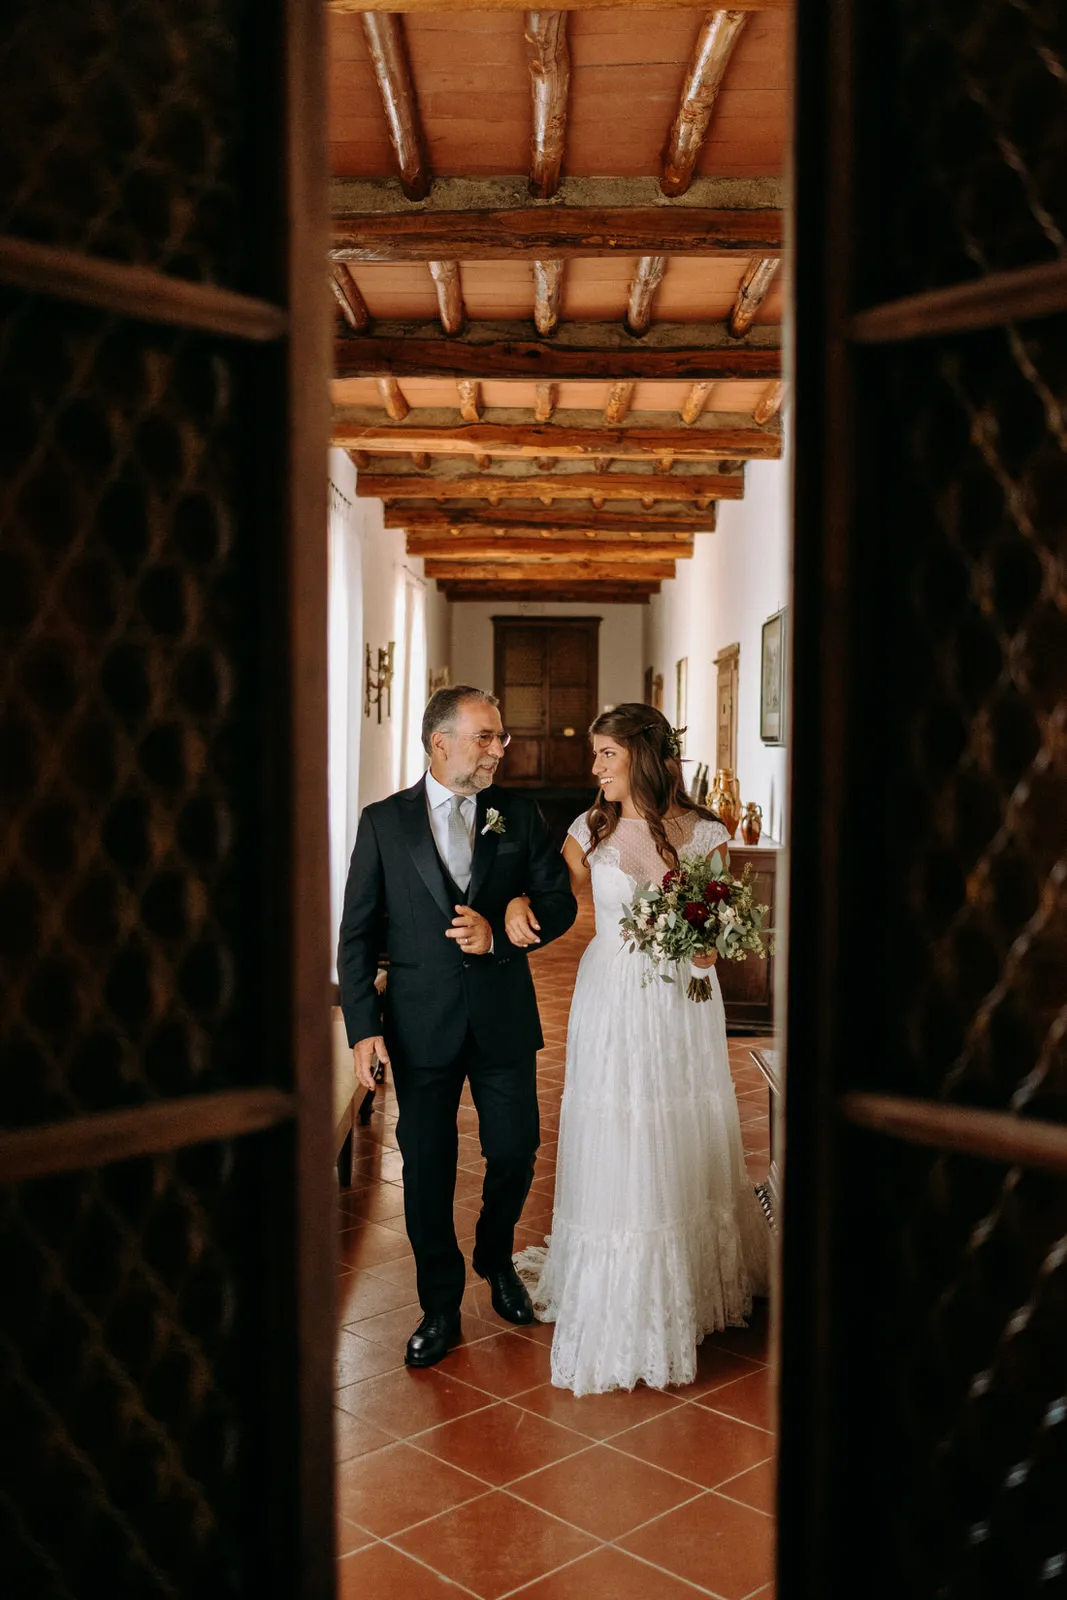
xmin=481 ymin=808 xmax=506 ymax=837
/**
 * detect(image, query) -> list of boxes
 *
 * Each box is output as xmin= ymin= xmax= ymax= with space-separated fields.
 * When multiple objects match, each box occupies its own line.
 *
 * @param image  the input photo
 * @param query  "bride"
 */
xmin=508 ymin=704 xmax=770 ymax=1395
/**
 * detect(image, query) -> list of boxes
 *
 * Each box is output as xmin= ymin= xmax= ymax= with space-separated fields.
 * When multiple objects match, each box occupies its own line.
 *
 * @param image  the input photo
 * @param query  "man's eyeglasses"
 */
xmin=467 ymin=730 xmax=511 ymax=750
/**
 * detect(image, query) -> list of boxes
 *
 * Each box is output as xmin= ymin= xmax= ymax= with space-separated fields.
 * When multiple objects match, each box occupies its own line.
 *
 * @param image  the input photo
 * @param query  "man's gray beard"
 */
xmin=451 ymin=765 xmax=496 ymax=795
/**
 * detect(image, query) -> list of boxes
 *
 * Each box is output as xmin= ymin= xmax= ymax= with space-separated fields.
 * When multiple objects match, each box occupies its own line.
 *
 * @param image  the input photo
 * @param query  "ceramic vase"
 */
xmin=709 ymin=768 xmax=742 ymax=839
xmin=741 ymin=801 xmax=764 ymax=846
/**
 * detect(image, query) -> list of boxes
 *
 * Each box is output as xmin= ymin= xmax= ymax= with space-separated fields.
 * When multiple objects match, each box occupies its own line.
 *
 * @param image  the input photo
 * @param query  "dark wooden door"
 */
xmin=0 ymin=2 xmax=334 ymax=1595
xmin=493 ymin=617 xmax=599 ymax=788
xmin=783 ymin=2 xmax=1067 ymax=1596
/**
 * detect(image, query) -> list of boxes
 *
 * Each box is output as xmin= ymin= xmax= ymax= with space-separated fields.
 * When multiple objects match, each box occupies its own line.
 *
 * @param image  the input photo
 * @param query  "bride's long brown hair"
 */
xmin=583 ymin=703 xmax=719 ymax=869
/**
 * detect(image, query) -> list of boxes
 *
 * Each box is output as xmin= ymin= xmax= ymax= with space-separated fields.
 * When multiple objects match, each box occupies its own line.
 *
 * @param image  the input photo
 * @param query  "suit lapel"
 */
xmin=468 ymin=787 xmax=500 ymax=908
xmin=398 ymin=777 xmax=455 ymax=921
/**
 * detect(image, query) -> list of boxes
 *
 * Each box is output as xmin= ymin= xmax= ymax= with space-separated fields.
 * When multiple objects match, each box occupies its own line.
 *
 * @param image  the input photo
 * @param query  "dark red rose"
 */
xmin=683 ymin=901 xmax=707 ymax=926
xmin=704 ymin=880 xmax=731 ymax=905
xmin=662 ymin=868 xmax=679 ymax=889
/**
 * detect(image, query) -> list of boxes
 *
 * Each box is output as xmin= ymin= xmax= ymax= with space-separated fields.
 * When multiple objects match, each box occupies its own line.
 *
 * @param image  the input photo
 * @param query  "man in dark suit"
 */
xmin=338 ymin=686 xmax=578 ymax=1367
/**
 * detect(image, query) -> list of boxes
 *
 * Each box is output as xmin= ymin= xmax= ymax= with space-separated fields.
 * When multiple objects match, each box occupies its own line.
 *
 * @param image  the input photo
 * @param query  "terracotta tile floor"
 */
xmin=336 ymin=895 xmax=776 ymax=1600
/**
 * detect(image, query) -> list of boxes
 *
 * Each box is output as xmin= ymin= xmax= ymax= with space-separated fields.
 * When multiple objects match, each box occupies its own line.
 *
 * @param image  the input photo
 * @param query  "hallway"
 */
xmin=334 ymin=898 xmax=776 ymax=1599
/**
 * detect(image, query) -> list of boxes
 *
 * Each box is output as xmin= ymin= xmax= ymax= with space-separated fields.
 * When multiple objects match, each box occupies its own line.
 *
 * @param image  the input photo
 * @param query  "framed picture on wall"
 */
xmin=760 ymin=609 xmax=787 ymax=745
xmin=675 ymin=657 xmax=688 ymax=749
xmin=428 ymin=665 xmax=451 ymax=697
xmin=643 ymin=666 xmax=665 ymax=711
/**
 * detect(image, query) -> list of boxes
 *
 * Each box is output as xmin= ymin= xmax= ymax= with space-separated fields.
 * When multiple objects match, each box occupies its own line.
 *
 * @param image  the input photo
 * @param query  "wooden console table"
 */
xmin=749 ymin=1043 xmax=781 ymax=1223
xmin=718 ymin=839 xmax=779 ymax=1034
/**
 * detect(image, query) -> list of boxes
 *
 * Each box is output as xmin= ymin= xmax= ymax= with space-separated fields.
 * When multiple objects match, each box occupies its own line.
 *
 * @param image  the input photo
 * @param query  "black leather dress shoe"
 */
xmin=405 ymin=1312 xmax=461 ymax=1368
xmin=475 ymin=1262 xmax=535 ymax=1325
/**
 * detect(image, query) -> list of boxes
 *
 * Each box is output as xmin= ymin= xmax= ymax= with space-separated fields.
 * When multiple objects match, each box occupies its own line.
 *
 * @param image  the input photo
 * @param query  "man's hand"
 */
xmin=505 ymin=895 xmax=541 ymax=948
xmin=353 ymin=1035 xmax=389 ymax=1093
xmin=446 ymin=905 xmax=493 ymax=956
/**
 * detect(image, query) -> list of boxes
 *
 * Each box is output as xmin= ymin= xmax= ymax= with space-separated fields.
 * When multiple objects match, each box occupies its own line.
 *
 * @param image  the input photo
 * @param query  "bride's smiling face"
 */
xmin=592 ymin=734 xmax=631 ymax=803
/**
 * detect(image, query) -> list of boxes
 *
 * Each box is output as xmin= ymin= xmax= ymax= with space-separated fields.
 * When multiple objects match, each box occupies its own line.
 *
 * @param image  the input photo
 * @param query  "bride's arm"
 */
xmin=562 ymin=833 xmax=591 ymax=896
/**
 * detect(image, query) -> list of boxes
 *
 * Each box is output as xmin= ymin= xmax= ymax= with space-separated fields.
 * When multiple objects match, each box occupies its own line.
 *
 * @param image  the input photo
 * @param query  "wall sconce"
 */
xmin=365 ymin=641 xmax=395 ymax=722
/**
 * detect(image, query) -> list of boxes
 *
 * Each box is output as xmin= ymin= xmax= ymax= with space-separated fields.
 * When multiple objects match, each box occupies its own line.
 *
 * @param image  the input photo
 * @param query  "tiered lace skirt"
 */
xmin=517 ymin=934 xmax=770 ymax=1395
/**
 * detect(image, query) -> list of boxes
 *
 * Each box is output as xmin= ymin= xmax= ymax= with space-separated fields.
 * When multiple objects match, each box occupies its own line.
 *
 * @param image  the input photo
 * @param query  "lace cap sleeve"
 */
xmin=566 ymin=813 xmax=593 ymax=854
xmin=695 ymin=818 xmax=731 ymax=855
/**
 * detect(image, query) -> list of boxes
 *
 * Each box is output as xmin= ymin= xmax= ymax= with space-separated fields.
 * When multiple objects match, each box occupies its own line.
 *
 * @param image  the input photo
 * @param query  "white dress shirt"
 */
xmin=424 ymin=771 xmax=492 ymax=950
xmin=424 ymin=769 xmax=476 ymax=873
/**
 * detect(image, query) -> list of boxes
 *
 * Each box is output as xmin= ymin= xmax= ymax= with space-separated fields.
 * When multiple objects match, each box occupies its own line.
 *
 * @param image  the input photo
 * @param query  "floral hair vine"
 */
xmin=664 ymin=726 xmax=685 ymax=760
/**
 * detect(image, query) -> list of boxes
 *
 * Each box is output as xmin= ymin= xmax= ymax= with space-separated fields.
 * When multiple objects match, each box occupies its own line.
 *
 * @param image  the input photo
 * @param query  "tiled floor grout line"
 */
xmin=601 ymin=1541 xmax=731 ymax=1599
xmin=376 ymin=1530 xmax=485 ymax=1597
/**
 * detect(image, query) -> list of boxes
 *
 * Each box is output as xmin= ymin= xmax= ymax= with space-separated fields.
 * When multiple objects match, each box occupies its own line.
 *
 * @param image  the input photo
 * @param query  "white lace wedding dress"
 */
xmin=517 ymin=811 xmax=771 ymax=1395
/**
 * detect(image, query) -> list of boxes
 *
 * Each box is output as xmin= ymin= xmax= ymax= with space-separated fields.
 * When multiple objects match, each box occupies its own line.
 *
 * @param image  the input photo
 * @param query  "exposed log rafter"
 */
xmin=681 ymin=380 xmax=715 ymax=424
xmin=533 ymin=258 xmax=565 ymax=336
xmin=729 ymin=256 xmax=780 ymax=337
xmin=330 ymin=265 xmax=371 ymax=332
xmin=377 ymin=376 xmax=410 ymax=421
xmin=626 ymin=256 xmax=667 ymax=337
xmin=525 ymin=11 xmax=570 ymax=199
xmin=406 ymin=533 xmax=693 ymax=558
xmin=754 ymin=379 xmax=787 ymax=424
xmin=534 ymin=382 xmax=558 ymax=422
xmin=661 ymin=10 xmax=750 ymax=198
xmin=456 ymin=380 xmax=482 ymax=422
xmin=604 ymin=382 xmax=637 ymax=424
xmin=428 ymin=259 xmax=466 ymax=335
xmin=360 ymin=13 xmax=430 ymax=201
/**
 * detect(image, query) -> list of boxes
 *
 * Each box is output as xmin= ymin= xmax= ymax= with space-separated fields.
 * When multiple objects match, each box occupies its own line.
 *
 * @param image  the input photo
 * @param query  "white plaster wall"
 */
xmin=328 ymin=449 xmax=452 ymax=811
xmin=644 ymin=446 xmax=791 ymax=843
xmin=450 ymin=600 xmax=645 ymax=711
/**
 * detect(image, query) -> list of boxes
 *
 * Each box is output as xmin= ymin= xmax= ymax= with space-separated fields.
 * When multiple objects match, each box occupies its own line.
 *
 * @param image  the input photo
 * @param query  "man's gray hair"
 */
xmin=422 ymin=685 xmax=499 ymax=755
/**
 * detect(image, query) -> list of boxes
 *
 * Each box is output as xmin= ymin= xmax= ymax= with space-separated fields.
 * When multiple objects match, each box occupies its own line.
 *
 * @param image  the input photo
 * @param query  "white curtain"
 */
xmin=393 ymin=567 xmax=428 ymax=790
xmin=327 ymin=481 xmax=363 ymax=978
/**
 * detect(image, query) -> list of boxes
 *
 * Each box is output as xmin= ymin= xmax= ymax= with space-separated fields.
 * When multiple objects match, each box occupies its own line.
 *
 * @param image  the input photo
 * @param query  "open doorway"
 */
xmin=6 ymin=1 xmax=1067 ymax=1597
xmin=326 ymin=7 xmax=787 ymax=1596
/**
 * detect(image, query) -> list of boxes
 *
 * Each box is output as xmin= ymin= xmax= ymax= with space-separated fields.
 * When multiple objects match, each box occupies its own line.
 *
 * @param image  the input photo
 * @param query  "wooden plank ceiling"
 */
xmin=328 ymin=4 xmax=790 ymax=604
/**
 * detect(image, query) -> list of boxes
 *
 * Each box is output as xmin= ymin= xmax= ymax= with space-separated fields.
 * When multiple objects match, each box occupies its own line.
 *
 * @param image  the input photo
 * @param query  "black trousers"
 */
xmin=391 ymin=1027 xmax=539 ymax=1315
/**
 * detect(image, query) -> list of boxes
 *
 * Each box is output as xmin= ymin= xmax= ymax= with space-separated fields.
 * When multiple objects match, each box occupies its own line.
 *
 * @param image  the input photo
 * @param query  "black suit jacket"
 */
xmin=338 ymin=778 xmax=578 ymax=1069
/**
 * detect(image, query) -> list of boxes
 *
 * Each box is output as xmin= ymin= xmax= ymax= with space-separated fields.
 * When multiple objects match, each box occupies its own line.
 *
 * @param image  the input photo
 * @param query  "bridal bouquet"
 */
xmin=619 ymin=848 xmax=772 ymax=1002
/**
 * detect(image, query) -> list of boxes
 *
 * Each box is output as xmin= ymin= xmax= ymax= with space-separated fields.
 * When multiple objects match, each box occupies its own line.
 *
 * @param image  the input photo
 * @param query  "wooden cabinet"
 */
xmin=717 ymin=840 xmax=779 ymax=1034
xmin=493 ymin=616 xmax=600 ymax=788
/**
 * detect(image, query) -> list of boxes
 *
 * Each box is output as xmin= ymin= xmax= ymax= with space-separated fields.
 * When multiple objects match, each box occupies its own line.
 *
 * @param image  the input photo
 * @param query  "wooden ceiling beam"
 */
xmin=331 ymin=418 xmax=781 ymax=460
xmin=428 ymin=259 xmax=466 ymax=335
xmin=443 ymin=582 xmax=658 ymax=604
xmin=330 ymin=265 xmax=371 ymax=332
xmin=360 ymin=14 xmax=429 ymax=201
xmin=662 ymin=10 xmax=750 ymax=197
xmin=386 ymin=505 xmax=716 ymax=534
xmin=407 ymin=533 xmax=692 ymax=559
xmin=626 ymin=256 xmax=668 ymax=337
xmin=533 ymin=258 xmax=565 ymax=336
xmin=335 ymin=326 xmax=781 ymax=381
xmin=333 ymin=0 xmax=784 ymax=10
xmin=425 ymin=558 xmax=677 ymax=583
xmin=362 ymin=469 xmax=743 ymax=503
xmin=331 ymin=201 xmax=783 ymax=262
